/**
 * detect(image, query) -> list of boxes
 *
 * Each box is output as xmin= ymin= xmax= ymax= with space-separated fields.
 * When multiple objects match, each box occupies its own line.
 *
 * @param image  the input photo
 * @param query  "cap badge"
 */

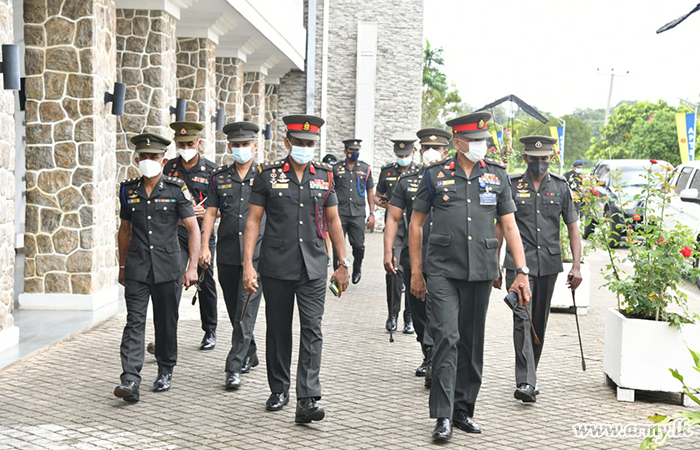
xmin=477 ymin=119 xmax=485 ymax=129
xmin=180 ymin=128 xmax=187 ymax=135
xmin=146 ymin=137 xmax=151 ymax=146
xmin=429 ymin=135 xmax=437 ymax=141
xmin=535 ymin=141 xmax=543 ymax=149
xmin=354 ymin=141 xmax=358 ymax=145
xmin=399 ymin=143 xmax=405 ymax=149
xmin=303 ymin=122 xmax=311 ymax=132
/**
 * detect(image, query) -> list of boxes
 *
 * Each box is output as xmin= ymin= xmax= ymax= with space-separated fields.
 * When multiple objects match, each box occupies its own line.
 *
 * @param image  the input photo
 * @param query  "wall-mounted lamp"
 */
xmin=265 ymin=124 xmax=272 ymax=141
xmin=0 ymin=44 xmax=20 ymax=90
xmin=212 ymin=108 xmax=225 ymax=131
xmin=104 ymin=82 xmax=126 ymax=116
xmin=170 ymin=98 xmax=186 ymax=122
xmin=243 ymin=117 xmax=252 ymax=122
xmin=19 ymin=77 xmax=26 ymax=111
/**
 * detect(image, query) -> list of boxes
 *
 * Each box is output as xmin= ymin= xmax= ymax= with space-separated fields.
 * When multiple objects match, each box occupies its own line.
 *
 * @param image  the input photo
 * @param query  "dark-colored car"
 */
xmin=583 ymin=159 xmax=668 ymax=245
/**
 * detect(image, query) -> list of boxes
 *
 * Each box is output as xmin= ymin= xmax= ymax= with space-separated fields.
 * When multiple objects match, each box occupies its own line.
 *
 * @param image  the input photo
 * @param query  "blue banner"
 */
xmin=686 ymin=113 xmax=695 ymax=161
xmin=496 ymin=130 xmax=503 ymax=149
xmin=556 ymin=126 xmax=565 ymax=161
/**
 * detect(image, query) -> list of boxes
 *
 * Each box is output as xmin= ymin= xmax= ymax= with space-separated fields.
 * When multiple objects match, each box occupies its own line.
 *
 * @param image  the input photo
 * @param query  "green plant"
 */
xmin=638 ymin=344 xmax=700 ymax=449
xmin=559 ymin=217 xmax=590 ymax=264
xmin=580 ymin=161 xmax=700 ymax=327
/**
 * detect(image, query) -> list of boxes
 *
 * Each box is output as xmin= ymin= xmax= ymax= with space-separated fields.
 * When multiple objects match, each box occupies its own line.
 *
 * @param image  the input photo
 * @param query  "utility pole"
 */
xmin=597 ymin=68 xmax=629 ymax=125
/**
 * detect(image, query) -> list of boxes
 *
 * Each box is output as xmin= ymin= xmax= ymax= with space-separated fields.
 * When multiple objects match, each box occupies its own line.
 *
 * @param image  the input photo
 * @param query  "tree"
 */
xmin=561 ymin=115 xmax=592 ymax=168
xmin=572 ymin=108 xmax=605 ymax=139
xmin=422 ymin=40 xmax=465 ymax=127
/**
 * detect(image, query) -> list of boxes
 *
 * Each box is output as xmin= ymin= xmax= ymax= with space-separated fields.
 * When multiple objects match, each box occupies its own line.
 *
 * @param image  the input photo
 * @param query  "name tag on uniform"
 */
xmin=221 ymin=184 xmax=232 ymax=189
xmin=272 ymin=183 xmax=289 ymax=189
xmin=480 ymin=193 xmax=497 ymax=205
xmin=310 ymin=179 xmax=330 ymax=190
xmin=516 ymin=192 xmax=530 ymax=198
xmin=337 ymin=169 xmax=346 ymax=175
xmin=127 ymin=198 xmax=140 ymax=204
xmin=407 ymin=187 xmax=418 ymax=192
xmin=437 ymin=180 xmax=455 ymax=187
xmin=386 ymin=176 xmax=397 ymax=181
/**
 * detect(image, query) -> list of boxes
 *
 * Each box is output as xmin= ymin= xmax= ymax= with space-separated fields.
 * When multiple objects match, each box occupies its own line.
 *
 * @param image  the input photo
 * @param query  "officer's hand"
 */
xmin=567 ymin=268 xmax=583 ymax=291
xmin=411 ymin=272 xmax=427 ymax=301
xmin=243 ymin=264 xmax=258 ymax=294
xmin=509 ymin=274 xmax=531 ymax=307
xmin=199 ymin=249 xmax=211 ymax=269
xmin=118 ymin=268 xmax=125 ymax=286
xmin=330 ymin=267 xmax=349 ymax=297
xmin=376 ymin=198 xmax=388 ymax=209
xmin=193 ymin=204 xmax=206 ymax=219
xmin=493 ymin=270 xmax=503 ymax=290
xmin=183 ymin=267 xmax=198 ymax=289
xmin=383 ymin=252 xmax=397 ymax=275
xmin=366 ymin=214 xmax=376 ymax=230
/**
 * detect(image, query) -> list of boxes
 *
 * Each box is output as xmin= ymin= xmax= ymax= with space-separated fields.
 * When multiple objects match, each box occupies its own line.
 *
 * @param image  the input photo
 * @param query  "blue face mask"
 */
xmin=291 ymin=145 xmax=315 ymax=165
xmin=346 ymin=152 xmax=360 ymax=162
xmin=396 ymin=155 xmax=412 ymax=167
xmin=231 ymin=146 xmax=253 ymax=164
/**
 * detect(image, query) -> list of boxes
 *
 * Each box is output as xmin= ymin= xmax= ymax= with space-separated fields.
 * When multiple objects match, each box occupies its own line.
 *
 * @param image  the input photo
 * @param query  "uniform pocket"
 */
xmin=547 ymin=246 xmax=562 ymax=255
xmin=484 ymin=238 xmax=499 ymax=249
xmin=428 ymin=233 xmax=452 ymax=247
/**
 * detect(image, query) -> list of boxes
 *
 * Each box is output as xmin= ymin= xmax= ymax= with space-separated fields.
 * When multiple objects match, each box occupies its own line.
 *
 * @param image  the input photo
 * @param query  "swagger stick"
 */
xmin=571 ymin=285 xmax=587 ymax=371
xmin=239 ymin=292 xmax=252 ymax=325
xmin=524 ymin=305 xmax=540 ymax=345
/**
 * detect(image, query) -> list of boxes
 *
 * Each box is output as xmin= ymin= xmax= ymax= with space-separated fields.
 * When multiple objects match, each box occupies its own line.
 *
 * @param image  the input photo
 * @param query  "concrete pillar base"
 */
xmin=18 ymin=284 xmax=119 ymax=311
xmin=0 ymin=326 xmax=19 ymax=353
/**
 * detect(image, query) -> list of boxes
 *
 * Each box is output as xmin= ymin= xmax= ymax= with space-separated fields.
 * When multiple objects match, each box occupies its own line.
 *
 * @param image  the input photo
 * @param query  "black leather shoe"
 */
xmin=453 ymin=410 xmax=481 ymax=433
xmin=385 ymin=315 xmax=397 ymax=332
xmin=432 ymin=418 xmax=452 ymax=441
xmin=514 ymin=383 xmax=536 ymax=403
xmin=152 ymin=373 xmax=172 ymax=392
xmin=415 ymin=359 xmax=428 ymax=377
xmin=265 ymin=392 xmax=289 ymax=411
xmin=295 ymin=397 xmax=325 ymax=423
xmin=352 ymin=272 xmax=362 ymax=284
xmin=225 ymin=372 xmax=241 ymax=390
xmin=146 ymin=342 xmax=155 ymax=355
xmin=403 ymin=320 xmax=414 ymax=334
xmin=534 ymin=385 xmax=540 ymax=395
xmin=241 ymin=353 xmax=260 ymax=374
xmin=114 ymin=381 xmax=139 ymax=403
xmin=424 ymin=363 xmax=432 ymax=389
xmin=199 ymin=332 xmax=216 ymax=350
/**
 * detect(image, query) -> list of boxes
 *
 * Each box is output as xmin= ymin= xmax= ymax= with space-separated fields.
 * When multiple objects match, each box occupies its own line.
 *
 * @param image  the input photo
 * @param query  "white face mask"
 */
xmin=231 ymin=146 xmax=253 ymax=164
xmin=422 ymin=149 xmax=442 ymax=165
xmin=460 ymin=139 xmax=487 ymax=163
xmin=178 ymin=148 xmax=198 ymax=162
xmin=290 ymin=145 xmax=315 ymax=165
xmin=139 ymin=158 xmax=163 ymax=178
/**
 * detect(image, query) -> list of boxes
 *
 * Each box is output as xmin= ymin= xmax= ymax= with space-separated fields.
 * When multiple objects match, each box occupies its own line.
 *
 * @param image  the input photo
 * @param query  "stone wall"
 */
xmin=22 ymin=0 xmax=118 ymax=302
xmin=116 ymin=9 xmax=177 ymax=180
xmin=275 ymin=69 xmax=305 ymax=156
xmin=263 ymin=83 xmax=279 ymax=161
xmin=243 ymin=71 xmax=266 ymax=160
xmin=0 ymin=0 xmax=16 ymax=333
xmin=214 ymin=56 xmax=244 ymax=166
xmin=177 ymin=37 xmax=217 ymax=160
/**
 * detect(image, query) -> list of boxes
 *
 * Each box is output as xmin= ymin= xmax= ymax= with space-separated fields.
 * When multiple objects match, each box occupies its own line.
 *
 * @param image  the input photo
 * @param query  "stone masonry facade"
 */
xmin=243 ymin=71 xmax=266 ymax=160
xmin=115 ymin=8 xmax=177 ymax=181
xmin=263 ymin=83 xmax=279 ymax=161
xmin=0 ymin=0 xmax=16 ymax=333
xmin=23 ymin=0 xmax=118 ymax=297
xmin=214 ymin=56 xmax=244 ymax=166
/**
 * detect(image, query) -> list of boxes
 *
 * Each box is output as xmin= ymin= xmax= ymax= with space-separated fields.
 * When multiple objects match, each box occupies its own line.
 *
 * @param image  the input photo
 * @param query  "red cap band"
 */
xmin=287 ymin=123 xmax=320 ymax=133
xmin=452 ymin=122 xmax=488 ymax=132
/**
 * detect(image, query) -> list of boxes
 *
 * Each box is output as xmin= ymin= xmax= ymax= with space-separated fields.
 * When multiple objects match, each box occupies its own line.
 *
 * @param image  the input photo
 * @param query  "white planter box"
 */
xmin=550 ymin=262 xmax=590 ymax=315
xmin=603 ymin=307 xmax=700 ymax=406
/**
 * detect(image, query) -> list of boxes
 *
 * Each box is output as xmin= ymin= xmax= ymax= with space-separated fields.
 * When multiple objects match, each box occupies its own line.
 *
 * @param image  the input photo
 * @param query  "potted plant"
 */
xmin=580 ymin=160 xmax=700 ymax=402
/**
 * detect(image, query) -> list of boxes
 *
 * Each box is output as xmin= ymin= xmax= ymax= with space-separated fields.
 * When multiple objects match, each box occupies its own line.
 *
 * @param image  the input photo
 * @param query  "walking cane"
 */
xmin=569 ymin=274 xmax=586 ymax=371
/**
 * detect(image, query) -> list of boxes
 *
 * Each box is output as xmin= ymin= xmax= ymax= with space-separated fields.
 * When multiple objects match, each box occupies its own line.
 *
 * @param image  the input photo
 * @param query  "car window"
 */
xmin=596 ymin=165 xmax=609 ymax=185
xmin=689 ymin=170 xmax=700 ymax=195
xmin=675 ymin=167 xmax=694 ymax=192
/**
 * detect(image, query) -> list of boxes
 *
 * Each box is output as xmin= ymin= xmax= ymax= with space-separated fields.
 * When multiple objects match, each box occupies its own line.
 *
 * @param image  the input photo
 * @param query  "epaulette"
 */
xmin=484 ymin=158 xmax=506 ymax=168
xmin=550 ymin=172 xmax=566 ymax=181
xmin=510 ymin=173 xmax=524 ymax=180
xmin=313 ymin=161 xmax=332 ymax=171
xmin=120 ymin=177 xmax=139 ymax=186
xmin=204 ymin=158 xmax=219 ymax=169
xmin=381 ymin=162 xmax=395 ymax=170
xmin=212 ymin=164 xmax=230 ymax=175
xmin=425 ymin=157 xmax=447 ymax=168
xmin=164 ymin=176 xmax=185 ymax=186
xmin=261 ymin=160 xmax=285 ymax=171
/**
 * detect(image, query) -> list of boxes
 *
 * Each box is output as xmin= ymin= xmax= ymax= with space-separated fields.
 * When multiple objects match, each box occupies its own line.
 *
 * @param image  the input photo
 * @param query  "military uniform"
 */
xmin=412 ymin=113 xmax=517 ymax=427
xmin=377 ymin=156 xmax=418 ymax=331
xmin=505 ymin=137 xmax=578 ymax=390
xmin=163 ymin=121 xmax=219 ymax=349
xmin=116 ymin=133 xmax=195 ymax=396
xmin=331 ymin=140 xmax=374 ymax=278
xmin=564 ymin=160 xmax=584 ymax=213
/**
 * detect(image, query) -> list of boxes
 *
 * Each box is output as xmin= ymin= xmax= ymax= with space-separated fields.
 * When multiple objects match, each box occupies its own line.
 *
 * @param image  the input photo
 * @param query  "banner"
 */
xmin=675 ymin=112 xmax=696 ymax=163
xmin=490 ymin=129 xmax=501 ymax=151
xmin=549 ymin=126 xmax=565 ymax=158
xmin=496 ymin=130 xmax=503 ymax=150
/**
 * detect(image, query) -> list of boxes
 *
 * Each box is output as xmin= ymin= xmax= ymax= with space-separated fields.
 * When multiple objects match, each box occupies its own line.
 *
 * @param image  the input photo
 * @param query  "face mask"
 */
xmin=231 ymin=146 xmax=253 ymax=164
xmin=290 ymin=145 xmax=315 ymax=165
xmin=574 ymin=168 xmax=582 ymax=174
xmin=460 ymin=139 xmax=487 ymax=163
xmin=528 ymin=160 xmax=550 ymax=177
xmin=178 ymin=148 xmax=197 ymax=162
xmin=139 ymin=158 xmax=162 ymax=178
xmin=422 ymin=149 xmax=442 ymax=165
xmin=396 ymin=155 xmax=412 ymax=167
xmin=346 ymin=152 xmax=360 ymax=162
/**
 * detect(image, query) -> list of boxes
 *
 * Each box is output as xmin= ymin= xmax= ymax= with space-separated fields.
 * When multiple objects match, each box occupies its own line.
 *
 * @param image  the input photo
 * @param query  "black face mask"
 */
xmin=528 ymin=160 xmax=550 ymax=178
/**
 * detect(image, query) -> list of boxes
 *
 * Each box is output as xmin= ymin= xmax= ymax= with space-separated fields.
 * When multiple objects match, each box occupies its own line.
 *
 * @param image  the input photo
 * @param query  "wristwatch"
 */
xmin=341 ymin=258 xmax=351 ymax=269
xmin=516 ymin=266 xmax=530 ymax=275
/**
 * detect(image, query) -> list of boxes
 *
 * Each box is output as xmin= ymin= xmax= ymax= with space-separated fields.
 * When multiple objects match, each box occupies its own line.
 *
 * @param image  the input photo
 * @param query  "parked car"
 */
xmin=666 ymin=160 xmax=700 ymax=288
xmin=582 ymin=159 xmax=669 ymax=245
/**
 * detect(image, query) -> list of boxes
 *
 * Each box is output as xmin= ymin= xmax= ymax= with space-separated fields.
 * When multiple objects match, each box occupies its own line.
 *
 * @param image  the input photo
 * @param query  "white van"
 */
xmin=667 ymin=161 xmax=700 ymax=288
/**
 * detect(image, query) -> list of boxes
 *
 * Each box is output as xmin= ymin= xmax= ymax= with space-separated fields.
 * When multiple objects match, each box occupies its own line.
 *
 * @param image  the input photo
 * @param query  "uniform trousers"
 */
xmin=333 ymin=215 xmax=366 ymax=274
xmin=120 ymin=270 xmax=180 ymax=384
xmin=506 ymin=270 xmax=559 ymax=387
xmin=219 ymin=263 xmax=260 ymax=373
xmin=261 ymin=270 xmax=326 ymax=399
xmin=401 ymin=249 xmax=433 ymax=348
xmin=386 ymin=243 xmax=410 ymax=322
xmin=427 ymin=276 xmax=492 ymax=418
xmin=177 ymin=225 xmax=217 ymax=334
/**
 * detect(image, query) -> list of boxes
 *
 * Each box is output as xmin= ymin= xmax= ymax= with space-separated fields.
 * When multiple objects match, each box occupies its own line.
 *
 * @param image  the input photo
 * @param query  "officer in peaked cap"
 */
xmin=114 ymin=132 xmax=200 ymax=403
xmin=494 ymin=135 xmax=582 ymax=403
xmin=332 ymin=138 xmax=376 ymax=284
xmin=199 ymin=121 xmax=265 ymax=390
xmin=242 ymin=114 xmax=350 ymax=423
xmin=409 ymin=112 xmax=532 ymax=441
xmin=376 ymin=136 xmax=419 ymax=335
xmin=155 ymin=121 xmax=220 ymax=352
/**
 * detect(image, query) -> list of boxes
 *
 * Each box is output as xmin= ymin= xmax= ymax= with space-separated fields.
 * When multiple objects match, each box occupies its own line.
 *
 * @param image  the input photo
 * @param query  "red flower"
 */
xmin=680 ymin=246 xmax=693 ymax=258
xmin=590 ymin=189 xmax=599 ymax=197
xmin=632 ymin=213 xmax=641 ymax=222
xmin=657 ymin=238 xmax=666 ymax=244
xmin=649 ymin=159 xmax=658 ymax=164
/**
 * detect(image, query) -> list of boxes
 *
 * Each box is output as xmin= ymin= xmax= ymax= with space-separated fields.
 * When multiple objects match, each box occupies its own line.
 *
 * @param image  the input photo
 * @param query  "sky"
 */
xmin=423 ymin=0 xmax=700 ymax=118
